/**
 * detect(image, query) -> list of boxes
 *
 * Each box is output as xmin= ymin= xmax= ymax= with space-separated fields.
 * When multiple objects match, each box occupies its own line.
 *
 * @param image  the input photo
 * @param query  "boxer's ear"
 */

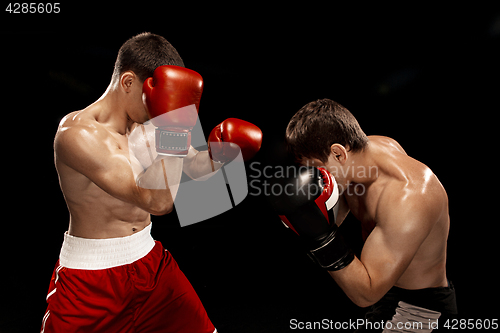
xmin=120 ymin=71 xmax=135 ymax=93
xmin=330 ymin=144 xmax=348 ymax=165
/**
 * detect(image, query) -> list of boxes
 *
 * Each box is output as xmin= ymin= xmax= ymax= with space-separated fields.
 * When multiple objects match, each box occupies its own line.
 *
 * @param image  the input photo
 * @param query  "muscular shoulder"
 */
xmin=368 ymin=135 xmax=407 ymax=155
xmin=56 ymin=110 xmax=104 ymax=140
xmin=54 ymin=110 xmax=114 ymax=170
xmin=375 ymin=163 xmax=447 ymax=234
xmin=370 ymin=135 xmax=446 ymax=211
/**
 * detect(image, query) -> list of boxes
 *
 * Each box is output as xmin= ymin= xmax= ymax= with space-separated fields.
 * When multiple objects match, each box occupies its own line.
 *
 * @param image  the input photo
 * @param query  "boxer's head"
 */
xmin=285 ymin=98 xmax=368 ymax=188
xmin=110 ymin=32 xmax=184 ymax=123
xmin=112 ymin=32 xmax=184 ymax=84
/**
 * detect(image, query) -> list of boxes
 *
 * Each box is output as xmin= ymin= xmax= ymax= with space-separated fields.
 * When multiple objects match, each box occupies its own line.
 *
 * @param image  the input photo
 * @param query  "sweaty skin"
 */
xmin=302 ymin=135 xmax=449 ymax=307
xmin=54 ymin=71 xmax=217 ymax=239
xmin=55 ymin=106 xmax=155 ymax=239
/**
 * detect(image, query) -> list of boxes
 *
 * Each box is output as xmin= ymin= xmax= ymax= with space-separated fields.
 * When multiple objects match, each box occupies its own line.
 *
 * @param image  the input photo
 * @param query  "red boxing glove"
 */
xmin=208 ymin=118 xmax=263 ymax=163
xmin=143 ymin=65 xmax=203 ymax=156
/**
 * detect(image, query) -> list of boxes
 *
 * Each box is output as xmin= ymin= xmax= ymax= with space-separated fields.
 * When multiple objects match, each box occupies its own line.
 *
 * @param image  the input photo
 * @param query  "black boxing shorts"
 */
xmin=354 ymin=281 xmax=458 ymax=332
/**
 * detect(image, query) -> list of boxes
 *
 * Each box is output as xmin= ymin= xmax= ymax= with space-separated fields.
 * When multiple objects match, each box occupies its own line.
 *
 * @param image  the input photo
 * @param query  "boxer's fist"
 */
xmin=142 ymin=65 xmax=203 ymax=156
xmin=208 ymin=118 xmax=263 ymax=163
xmin=268 ymin=167 xmax=354 ymax=271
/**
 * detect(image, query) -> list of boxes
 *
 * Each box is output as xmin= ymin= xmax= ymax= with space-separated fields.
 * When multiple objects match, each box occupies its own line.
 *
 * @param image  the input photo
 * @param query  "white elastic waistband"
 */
xmin=59 ymin=223 xmax=155 ymax=270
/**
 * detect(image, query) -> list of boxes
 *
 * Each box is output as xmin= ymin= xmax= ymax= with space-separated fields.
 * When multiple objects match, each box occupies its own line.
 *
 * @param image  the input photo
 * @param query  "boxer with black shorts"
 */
xmin=43 ymin=32 xmax=262 ymax=333
xmin=269 ymin=99 xmax=457 ymax=332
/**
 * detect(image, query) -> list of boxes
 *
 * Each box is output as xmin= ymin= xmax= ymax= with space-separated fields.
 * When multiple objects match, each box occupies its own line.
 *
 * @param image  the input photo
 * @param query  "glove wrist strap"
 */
xmin=155 ymin=128 xmax=191 ymax=157
xmin=309 ymin=230 xmax=355 ymax=271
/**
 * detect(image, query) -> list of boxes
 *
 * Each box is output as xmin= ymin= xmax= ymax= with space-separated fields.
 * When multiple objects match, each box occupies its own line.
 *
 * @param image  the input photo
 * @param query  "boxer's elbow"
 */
xmin=150 ymin=207 xmax=173 ymax=216
xmin=350 ymin=294 xmax=378 ymax=308
xmin=135 ymin=188 xmax=174 ymax=216
xmin=149 ymin=200 xmax=174 ymax=216
xmin=348 ymin=285 xmax=386 ymax=308
xmin=339 ymin=276 xmax=382 ymax=308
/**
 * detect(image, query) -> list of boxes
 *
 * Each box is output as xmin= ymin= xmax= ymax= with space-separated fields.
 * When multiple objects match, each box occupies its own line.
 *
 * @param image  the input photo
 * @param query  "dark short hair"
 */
xmin=112 ymin=32 xmax=184 ymax=83
xmin=285 ymin=98 xmax=368 ymax=163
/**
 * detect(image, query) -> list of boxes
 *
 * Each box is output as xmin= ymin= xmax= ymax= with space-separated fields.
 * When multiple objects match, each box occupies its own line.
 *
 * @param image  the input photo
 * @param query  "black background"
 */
xmin=2 ymin=3 xmax=499 ymax=332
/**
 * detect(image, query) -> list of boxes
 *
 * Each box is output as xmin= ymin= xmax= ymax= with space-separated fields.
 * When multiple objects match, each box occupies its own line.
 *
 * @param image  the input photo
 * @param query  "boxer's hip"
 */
xmin=59 ymin=223 xmax=156 ymax=270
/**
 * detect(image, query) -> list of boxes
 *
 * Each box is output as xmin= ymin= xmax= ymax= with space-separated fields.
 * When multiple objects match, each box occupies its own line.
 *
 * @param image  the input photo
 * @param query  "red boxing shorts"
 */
xmin=41 ymin=223 xmax=216 ymax=333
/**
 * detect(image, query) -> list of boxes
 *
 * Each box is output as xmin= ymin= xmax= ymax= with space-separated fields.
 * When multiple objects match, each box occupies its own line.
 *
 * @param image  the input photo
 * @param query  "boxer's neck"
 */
xmin=93 ymin=84 xmax=136 ymax=136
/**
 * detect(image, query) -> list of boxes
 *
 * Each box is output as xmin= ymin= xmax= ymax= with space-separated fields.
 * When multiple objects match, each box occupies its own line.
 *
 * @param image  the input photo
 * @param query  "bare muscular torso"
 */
xmin=343 ymin=136 xmax=449 ymax=290
xmin=54 ymin=103 xmax=182 ymax=239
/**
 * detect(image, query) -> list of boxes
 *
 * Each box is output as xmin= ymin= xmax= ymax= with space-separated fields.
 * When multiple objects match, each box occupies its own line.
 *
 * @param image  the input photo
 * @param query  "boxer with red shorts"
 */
xmin=42 ymin=225 xmax=215 ymax=332
xmin=44 ymin=32 xmax=262 ymax=333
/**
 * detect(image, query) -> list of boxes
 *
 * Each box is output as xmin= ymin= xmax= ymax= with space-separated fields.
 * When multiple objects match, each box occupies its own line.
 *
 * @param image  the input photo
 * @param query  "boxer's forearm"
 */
xmin=328 ymin=258 xmax=385 ymax=308
xmin=183 ymin=147 xmax=223 ymax=180
xmin=135 ymin=157 xmax=174 ymax=215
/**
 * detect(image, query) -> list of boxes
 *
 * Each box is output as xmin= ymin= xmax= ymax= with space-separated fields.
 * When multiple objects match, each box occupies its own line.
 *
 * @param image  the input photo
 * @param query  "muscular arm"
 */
xmin=55 ymin=125 xmax=174 ymax=216
xmin=328 ymin=185 xmax=438 ymax=307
